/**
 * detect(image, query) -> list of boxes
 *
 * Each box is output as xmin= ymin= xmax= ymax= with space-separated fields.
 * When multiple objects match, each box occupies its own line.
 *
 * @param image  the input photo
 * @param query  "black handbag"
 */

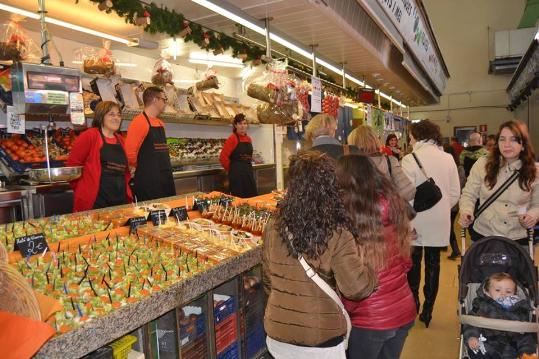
xmin=411 ymin=153 xmax=443 ymax=212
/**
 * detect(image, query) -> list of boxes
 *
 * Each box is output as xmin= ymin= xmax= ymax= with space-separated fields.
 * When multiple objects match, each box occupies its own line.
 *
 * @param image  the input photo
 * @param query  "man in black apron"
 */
xmin=93 ymin=130 xmax=128 ymax=209
xmin=127 ymin=87 xmax=176 ymax=201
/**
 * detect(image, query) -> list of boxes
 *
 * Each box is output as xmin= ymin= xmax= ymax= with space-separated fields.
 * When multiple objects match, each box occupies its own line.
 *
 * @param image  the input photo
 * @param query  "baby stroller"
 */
xmin=458 ymin=229 xmax=539 ymax=358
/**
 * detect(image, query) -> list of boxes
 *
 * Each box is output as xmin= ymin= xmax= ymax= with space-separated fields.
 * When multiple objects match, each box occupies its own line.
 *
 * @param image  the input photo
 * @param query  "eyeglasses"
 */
xmin=156 ymin=96 xmax=168 ymax=103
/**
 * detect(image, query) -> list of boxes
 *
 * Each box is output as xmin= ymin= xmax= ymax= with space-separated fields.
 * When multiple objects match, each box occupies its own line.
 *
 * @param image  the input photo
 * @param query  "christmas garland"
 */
xmin=78 ymin=0 xmax=265 ymax=63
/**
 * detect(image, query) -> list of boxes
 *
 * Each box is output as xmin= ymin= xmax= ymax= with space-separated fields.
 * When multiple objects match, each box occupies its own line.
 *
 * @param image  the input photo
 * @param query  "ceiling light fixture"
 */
xmin=72 ymin=60 xmax=137 ymax=67
xmin=190 ymin=0 xmax=406 ymax=108
xmin=0 ymin=3 xmax=131 ymax=45
xmin=189 ymin=59 xmax=244 ymax=68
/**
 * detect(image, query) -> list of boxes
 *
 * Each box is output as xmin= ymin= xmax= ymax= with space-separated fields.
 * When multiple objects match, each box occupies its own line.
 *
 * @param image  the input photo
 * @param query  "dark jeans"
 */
xmin=407 ymin=246 xmax=441 ymax=314
xmin=347 ymin=321 xmax=414 ymax=359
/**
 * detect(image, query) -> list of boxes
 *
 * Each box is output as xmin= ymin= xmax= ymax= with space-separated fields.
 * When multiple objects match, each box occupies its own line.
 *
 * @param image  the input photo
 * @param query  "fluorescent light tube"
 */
xmin=316 ymin=58 xmax=343 ymax=75
xmin=269 ymin=33 xmax=312 ymax=59
xmin=189 ymin=59 xmax=244 ymax=68
xmin=0 ymin=4 xmax=131 ymax=45
xmin=191 ymin=0 xmax=265 ymax=35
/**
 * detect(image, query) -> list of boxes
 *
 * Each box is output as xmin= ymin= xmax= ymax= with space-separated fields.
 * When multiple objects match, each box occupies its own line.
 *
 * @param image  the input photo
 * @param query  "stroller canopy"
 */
xmin=459 ymin=236 xmax=538 ymax=305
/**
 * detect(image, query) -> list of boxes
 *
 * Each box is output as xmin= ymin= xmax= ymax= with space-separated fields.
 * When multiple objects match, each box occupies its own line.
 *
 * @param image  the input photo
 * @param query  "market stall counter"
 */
xmin=1 ymin=192 xmax=276 ymax=358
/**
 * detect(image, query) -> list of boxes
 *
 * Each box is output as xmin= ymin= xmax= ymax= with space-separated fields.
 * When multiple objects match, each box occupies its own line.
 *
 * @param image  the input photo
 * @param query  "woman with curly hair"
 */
xmin=336 ymin=154 xmax=416 ymax=359
xmin=460 ymin=120 xmax=539 ymax=244
xmin=262 ymin=151 xmax=376 ymax=358
xmin=401 ymin=119 xmax=461 ymax=328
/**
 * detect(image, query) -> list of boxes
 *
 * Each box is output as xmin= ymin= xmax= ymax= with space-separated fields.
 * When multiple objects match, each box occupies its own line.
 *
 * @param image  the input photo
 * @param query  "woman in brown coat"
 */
xmin=262 ymin=151 xmax=377 ymax=358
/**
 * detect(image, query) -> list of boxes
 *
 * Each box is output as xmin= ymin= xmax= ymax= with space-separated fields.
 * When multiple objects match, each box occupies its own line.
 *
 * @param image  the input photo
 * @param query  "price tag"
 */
xmin=7 ymin=106 xmax=25 ymax=135
xmin=170 ymin=206 xmax=189 ymax=221
xmin=148 ymin=210 xmax=167 ymax=226
xmin=14 ymin=233 xmax=49 ymax=257
xmin=126 ymin=216 xmax=147 ymax=233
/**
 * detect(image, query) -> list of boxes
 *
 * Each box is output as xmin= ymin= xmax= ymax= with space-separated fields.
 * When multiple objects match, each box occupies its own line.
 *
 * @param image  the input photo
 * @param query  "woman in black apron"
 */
xmin=219 ymin=114 xmax=258 ymax=198
xmin=133 ymin=112 xmax=176 ymax=201
xmin=67 ymin=101 xmax=132 ymax=212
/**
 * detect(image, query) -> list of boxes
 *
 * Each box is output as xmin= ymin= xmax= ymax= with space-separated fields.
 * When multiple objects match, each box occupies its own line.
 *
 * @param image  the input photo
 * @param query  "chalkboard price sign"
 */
xmin=148 ymin=210 xmax=167 ymax=226
xmin=170 ymin=207 xmax=189 ymax=221
xmin=15 ymin=233 xmax=49 ymax=257
xmin=126 ymin=216 xmax=147 ymax=233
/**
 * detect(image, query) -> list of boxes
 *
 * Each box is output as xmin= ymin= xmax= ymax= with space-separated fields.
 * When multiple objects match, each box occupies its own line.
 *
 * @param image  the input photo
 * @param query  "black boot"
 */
xmin=448 ymin=211 xmax=460 ymax=260
xmin=420 ymin=247 xmax=441 ymax=328
xmin=407 ymin=246 xmax=423 ymax=314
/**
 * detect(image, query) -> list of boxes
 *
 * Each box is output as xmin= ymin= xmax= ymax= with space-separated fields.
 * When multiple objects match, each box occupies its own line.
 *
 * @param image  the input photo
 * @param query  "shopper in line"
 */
xmin=348 ymin=125 xmax=415 ymax=201
xmin=486 ymin=134 xmax=497 ymax=153
xmin=460 ymin=120 xmax=539 ymax=245
xmin=460 ymin=132 xmax=489 ymax=177
xmin=304 ymin=113 xmax=357 ymax=159
xmin=262 ymin=151 xmax=376 ymax=358
xmin=125 ymin=86 xmax=175 ymax=201
xmin=443 ymin=144 xmax=466 ymax=260
xmin=336 ymin=154 xmax=416 ymax=359
xmin=68 ymin=101 xmax=132 ymax=211
xmin=401 ymin=120 xmax=460 ymax=328
xmin=219 ymin=114 xmax=258 ymax=198
xmin=385 ymin=133 xmax=402 ymax=160
xmin=452 ymin=137 xmax=465 ymax=157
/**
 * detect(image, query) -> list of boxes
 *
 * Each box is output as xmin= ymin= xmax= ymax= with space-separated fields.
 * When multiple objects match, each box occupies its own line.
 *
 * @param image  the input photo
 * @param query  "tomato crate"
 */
xmin=180 ymin=334 xmax=208 ymax=359
xmin=214 ymin=294 xmax=236 ymax=324
xmin=216 ymin=342 xmax=239 ymax=359
xmin=215 ymin=314 xmax=238 ymax=354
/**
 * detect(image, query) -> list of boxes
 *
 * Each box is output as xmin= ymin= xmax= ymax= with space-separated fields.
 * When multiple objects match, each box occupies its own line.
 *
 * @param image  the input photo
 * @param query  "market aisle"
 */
xmin=401 ymin=252 xmax=461 ymax=359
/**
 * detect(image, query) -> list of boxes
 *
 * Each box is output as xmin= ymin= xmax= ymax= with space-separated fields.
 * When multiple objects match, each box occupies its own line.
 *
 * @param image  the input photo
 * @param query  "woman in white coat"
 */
xmin=401 ymin=120 xmax=460 ymax=328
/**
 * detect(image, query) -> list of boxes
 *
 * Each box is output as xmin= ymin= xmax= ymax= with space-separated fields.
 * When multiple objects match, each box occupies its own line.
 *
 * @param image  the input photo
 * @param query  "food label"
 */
xmin=14 ymin=233 xmax=49 ymax=257
xmin=170 ymin=206 xmax=189 ymax=221
xmin=148 ymin=210 xmax=167 ymax=226
xmin=6 ymin=106 xmax=25 ymax=134
xmin=126 ymin=216 xmax=147 ymax=234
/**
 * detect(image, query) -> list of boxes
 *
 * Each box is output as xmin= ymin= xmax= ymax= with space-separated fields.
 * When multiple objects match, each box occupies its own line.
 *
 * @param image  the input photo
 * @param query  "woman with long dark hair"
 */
xmin=219 ymin=113 xmax=258 ymax=198
xmin=385 ymin=133 xmax=402 ymax=160
xmin=336 ymin=154 xmax=416 ymax=359
xmin=460 ymin=120 xmax=539 ymax=244
xmin=263 ymin=151 xmax=376 ymax=358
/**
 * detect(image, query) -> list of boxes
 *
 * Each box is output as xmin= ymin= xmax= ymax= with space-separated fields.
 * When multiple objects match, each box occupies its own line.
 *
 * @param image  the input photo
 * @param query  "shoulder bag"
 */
xmin=411 ymin=152 xmax=443 ymax=212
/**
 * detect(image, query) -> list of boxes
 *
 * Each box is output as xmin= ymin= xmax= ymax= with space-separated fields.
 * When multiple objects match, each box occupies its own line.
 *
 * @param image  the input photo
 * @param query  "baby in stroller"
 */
xmin=464 ymin=272 xmax=536 ymax=359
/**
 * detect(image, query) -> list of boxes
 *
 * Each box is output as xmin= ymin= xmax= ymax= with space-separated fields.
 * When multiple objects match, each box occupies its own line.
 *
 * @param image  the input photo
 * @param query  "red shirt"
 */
xmin=125 ymin=113 xmax=165 ymax=168
xmin=343 ymin=199 xmax=416 ymax=330
xmin=219 ymin=132 xmax=252 ymax=172
xmin=67 ymin=127 xmax=133 ymax=212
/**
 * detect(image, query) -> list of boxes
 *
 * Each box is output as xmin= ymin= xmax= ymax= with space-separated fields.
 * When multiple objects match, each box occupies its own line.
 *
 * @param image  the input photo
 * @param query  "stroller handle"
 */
xmin=459 ymin=227 xmax=535 ymax=261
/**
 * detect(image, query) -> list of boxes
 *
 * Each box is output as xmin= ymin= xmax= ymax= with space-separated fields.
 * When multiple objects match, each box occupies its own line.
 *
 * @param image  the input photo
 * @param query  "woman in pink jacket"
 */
xmin=336 ymin=154 xmax=416 ymax=359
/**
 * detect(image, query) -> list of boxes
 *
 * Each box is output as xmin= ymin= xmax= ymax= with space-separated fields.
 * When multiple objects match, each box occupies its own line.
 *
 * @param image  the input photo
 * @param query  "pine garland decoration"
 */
xmin=79 ymin=0 xmax=264 ymax=64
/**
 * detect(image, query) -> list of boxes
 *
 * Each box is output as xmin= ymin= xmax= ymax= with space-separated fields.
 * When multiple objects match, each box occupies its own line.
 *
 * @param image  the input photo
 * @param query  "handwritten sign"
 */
xmin=126 ymin=216 xmax=147 ymax=234
xmin=311 ymin=76 xmax=322 ymax=113
xmin=15 ymin=233 xmax=49 ymax=257
xmin=148 ymin=210 xmax=167 ymax=226
xmin=7 ymin=106 xmax=25 ymax=134
xmin=170 ymin=207 xmax=189 ymax=221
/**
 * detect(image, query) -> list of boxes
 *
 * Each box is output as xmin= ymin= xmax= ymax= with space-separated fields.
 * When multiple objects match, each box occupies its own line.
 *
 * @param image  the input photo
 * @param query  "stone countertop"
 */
xmin=34 ymin=246 xmax=263 ymax=358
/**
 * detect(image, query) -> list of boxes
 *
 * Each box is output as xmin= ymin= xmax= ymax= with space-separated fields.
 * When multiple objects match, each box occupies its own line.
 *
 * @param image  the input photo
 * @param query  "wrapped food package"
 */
xmin=195 ymin=76 xmax=219 ymax=91
xmin=0 ymin=20 xmax=39 ymax=62
xmin=151 ymin=57 xmax=174 ymax=86
xmin=82 ymin=41 xmax=115 ymax=76
xmin=163 ymin=83 xmax=179 ymax=114
xmin=257 ymin=102 xmax=299 ymax=126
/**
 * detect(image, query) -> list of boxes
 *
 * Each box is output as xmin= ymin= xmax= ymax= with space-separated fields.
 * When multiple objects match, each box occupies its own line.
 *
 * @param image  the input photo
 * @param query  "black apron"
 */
xmin=228 ymin=133 xmax=258 ymax=198
xmin=93 ymin=131 xmax=128 ymax=209
xmin=133 ymin=112 xmax=176 ymax=201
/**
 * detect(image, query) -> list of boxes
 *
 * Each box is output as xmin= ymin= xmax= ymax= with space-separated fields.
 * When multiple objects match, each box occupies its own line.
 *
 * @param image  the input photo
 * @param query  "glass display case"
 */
xmin=241 ymin=266 xmax=266 ymax=359
xmin=179 ymin=294 xmax=211 ymax=359
xmin=149 ymin=310 xmax=180 ymax=359
xmin=213 ymin=278 xmax=242 ymax=359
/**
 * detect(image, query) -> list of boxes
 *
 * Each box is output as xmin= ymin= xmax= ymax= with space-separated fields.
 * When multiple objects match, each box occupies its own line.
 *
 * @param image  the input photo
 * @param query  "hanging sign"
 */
xmin=6 ymin=106 xmax=25 ymax=134
xmin=69 ymin=92 xmax=85 ymax=125
xmin=311 ymin=76 xmax=322 ymax=113
xmin=373 ymin=0 xmax=446 ymax=93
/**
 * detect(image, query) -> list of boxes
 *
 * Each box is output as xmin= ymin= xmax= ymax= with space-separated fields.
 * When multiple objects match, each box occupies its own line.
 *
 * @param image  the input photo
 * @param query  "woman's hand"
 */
xmin=467 ymin=337 xmax=480 ymax=351
xmin=519 ymin=213 xmax=537 ymax=229
xmin=459 ymin=212 xmax=474 ymax=228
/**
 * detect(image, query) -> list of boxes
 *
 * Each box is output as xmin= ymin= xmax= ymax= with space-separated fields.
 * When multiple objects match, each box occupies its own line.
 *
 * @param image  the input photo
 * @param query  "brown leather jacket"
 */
xmin=262 ymin=219 xmax=377 ymax=346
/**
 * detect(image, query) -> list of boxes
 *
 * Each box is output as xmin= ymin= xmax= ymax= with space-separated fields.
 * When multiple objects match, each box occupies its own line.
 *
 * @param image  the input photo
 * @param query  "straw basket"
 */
xmin=0 ymin=262 xmax=41 ymax=320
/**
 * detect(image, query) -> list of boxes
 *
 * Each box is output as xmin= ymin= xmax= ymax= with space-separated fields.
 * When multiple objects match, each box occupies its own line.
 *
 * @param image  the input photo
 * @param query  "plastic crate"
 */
xmin=216 ymin=342 xmax=239 ymax=359
xmin=214 ymin=295 xmax=236 ymax=323
xmin=109 ymin=335 xmax=137 ymax=359
xmin=246 ymin=324 xmax=266 ymax=359
xmin=216 ymin=314 xmax=238 ymax=354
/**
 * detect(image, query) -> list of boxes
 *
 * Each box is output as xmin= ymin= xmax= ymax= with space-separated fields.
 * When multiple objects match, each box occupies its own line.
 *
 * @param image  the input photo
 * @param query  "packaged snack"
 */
xmin=81 ymin=40 xmax=115 ymax=76
xmin=151 ymin=57 xmax=174 ymax=85
xmin=0 ymin=19 xmax=39 ymax=62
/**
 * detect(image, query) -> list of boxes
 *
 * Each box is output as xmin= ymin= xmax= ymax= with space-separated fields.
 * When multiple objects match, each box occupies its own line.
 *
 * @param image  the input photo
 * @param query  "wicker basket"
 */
xmin=0 ymin=262 xmax=41 ymax=320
